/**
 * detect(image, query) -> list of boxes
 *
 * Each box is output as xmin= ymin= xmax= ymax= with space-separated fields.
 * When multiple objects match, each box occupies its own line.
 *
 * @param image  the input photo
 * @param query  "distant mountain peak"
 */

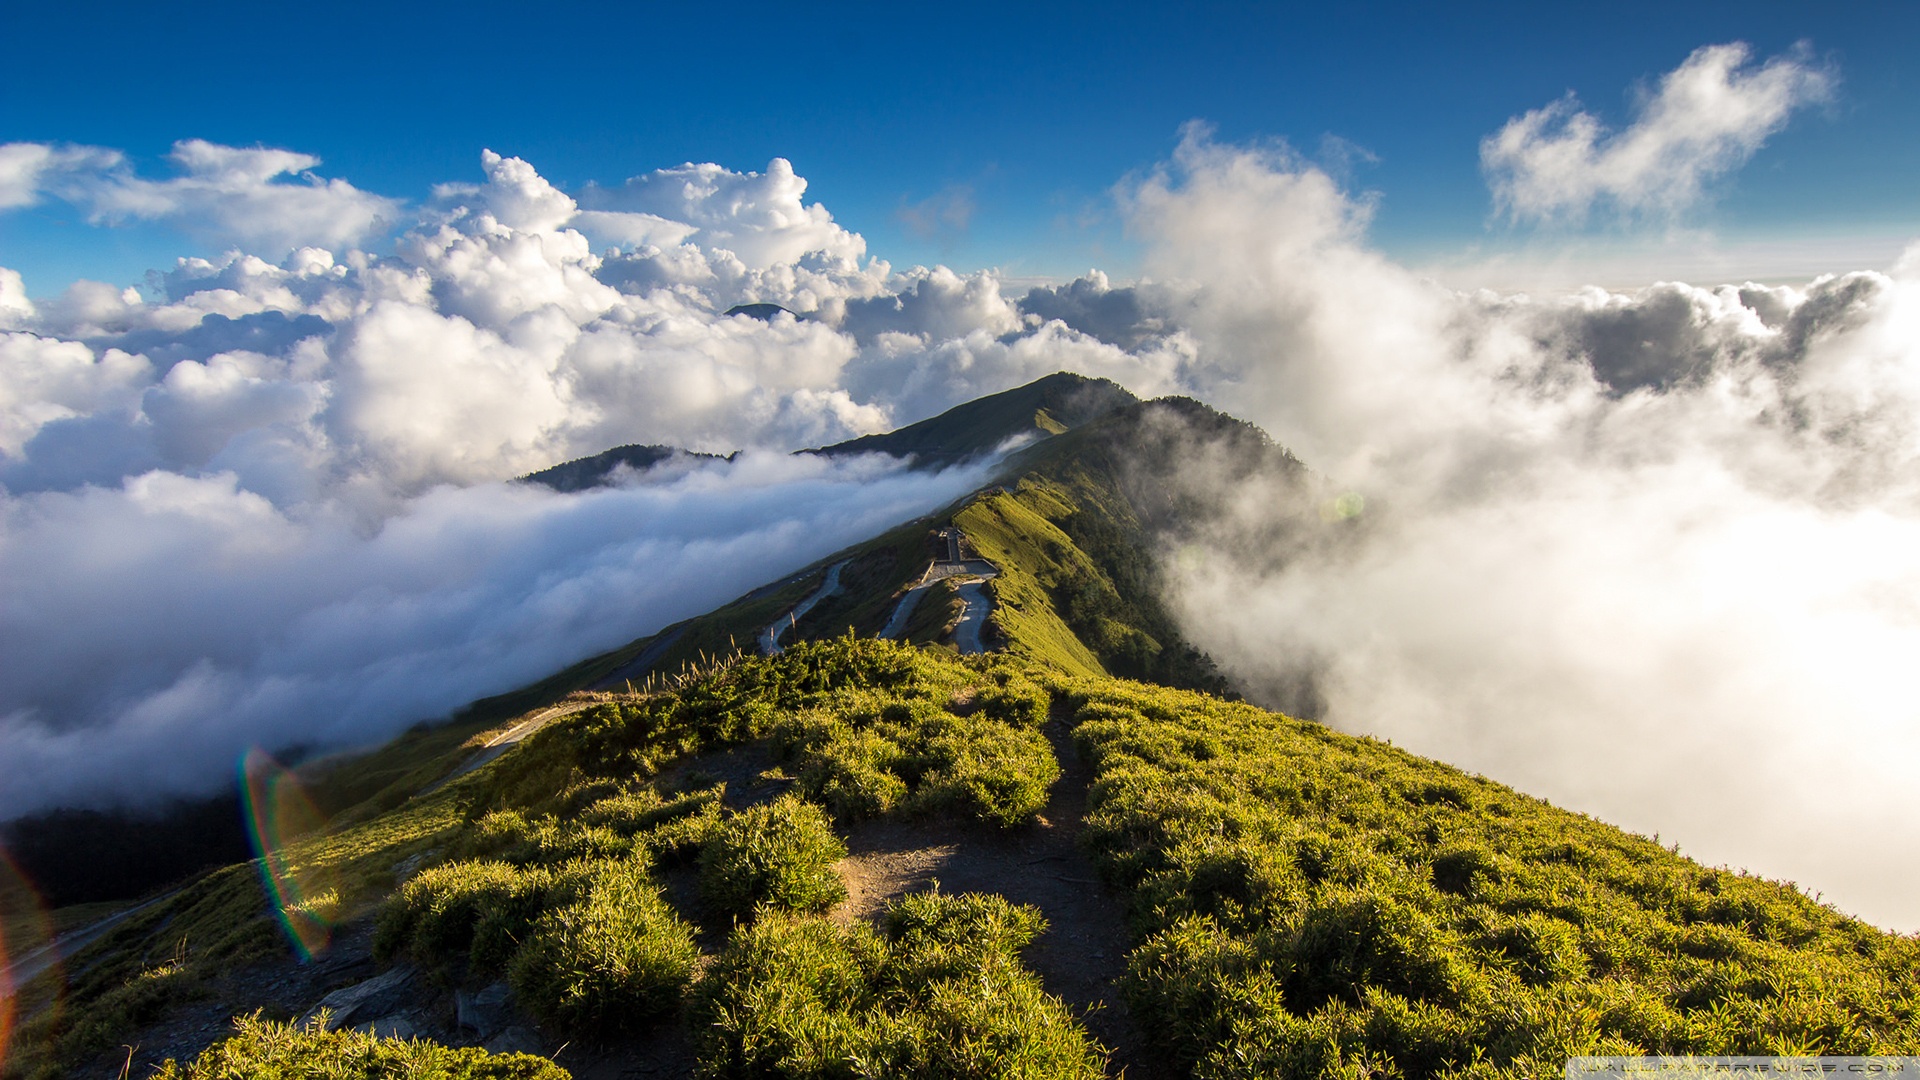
xmin=519 ymin=373 xmax=1139 ymax=496
xmin=518 ymin=444 xmax=734 ymax=493
xmin=722 ymin=302 xmax=801 ymax=322
xmin=810 ymin=371 xmax=1139 ymax=466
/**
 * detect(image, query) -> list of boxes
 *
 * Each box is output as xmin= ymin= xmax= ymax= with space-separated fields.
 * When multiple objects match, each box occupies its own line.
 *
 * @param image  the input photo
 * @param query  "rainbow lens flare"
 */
xmin=0 ymin=845 xmax=55 ymax=1072
xmin=240 ymin=748 xmax=340 ymax=961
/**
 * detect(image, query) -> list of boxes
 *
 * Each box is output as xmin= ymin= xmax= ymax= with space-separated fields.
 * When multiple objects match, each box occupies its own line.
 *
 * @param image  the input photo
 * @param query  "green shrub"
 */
xmin=698 ymin=796 xmax=848 ymax=923
xmin=904 ymin=713 xmax=1059 ymax=827
xmin=375 ymin=860 xmax=566 ymax=972
xmin=882 ymin=890 xmax=1047 ymax=982
xmin=1280 ymin=888 xmax=1471 ymax=1012
xmin=152 ymin=1013 xmax=568 ymax=1079
xmin=509 ymin=854 xmax=699 ymax=1036
xmin=691 ymin=894 xmax=1103 ymax=1080
xmin=689 ymin=912 xmax=883 ymax=1077
xmin=580 ymin=786 xmax=722 ymax=836
xmin=793 ymin=721 xmax=911 ymax=818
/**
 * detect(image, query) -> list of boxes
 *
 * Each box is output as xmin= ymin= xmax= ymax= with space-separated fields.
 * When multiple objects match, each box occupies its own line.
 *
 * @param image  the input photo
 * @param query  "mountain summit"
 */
xmin=810 ymin=371 xmax=1139 ymax=466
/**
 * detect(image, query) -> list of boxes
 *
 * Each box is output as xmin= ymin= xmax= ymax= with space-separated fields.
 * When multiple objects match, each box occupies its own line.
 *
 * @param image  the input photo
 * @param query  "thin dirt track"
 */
xmin=825 ymin=710 xmax=1154 ymax=1078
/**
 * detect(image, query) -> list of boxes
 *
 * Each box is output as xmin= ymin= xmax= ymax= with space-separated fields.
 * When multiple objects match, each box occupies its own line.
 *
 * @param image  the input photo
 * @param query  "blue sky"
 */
xmin=3 ymin=1 xmax=1918 ymax=292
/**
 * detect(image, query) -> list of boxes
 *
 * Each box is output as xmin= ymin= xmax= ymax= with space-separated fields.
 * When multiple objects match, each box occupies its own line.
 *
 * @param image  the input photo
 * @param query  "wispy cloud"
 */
xmin=895 ymin=184 xmax=977 ymax=243
xmin=0 ymin=142 xmax=121 ymax=211
xmin=50 ymin=139 xmax=400 ymax=255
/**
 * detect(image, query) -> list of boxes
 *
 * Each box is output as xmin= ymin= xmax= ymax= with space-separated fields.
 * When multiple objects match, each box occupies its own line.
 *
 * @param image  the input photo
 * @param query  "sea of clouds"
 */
xmin=5 ymin=43 xmax=1917 ymax=929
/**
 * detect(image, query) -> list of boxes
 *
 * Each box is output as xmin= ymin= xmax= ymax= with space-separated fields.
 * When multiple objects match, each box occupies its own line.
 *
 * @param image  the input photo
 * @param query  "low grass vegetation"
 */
xmin=357 ymin=640 xmax=1085 ymax=1060
xmin=15 ymin=630 xmax=1919 ymax=1080
xmin=698 ymin=796 xmax=847 ymax=923
xmin=691 ymin=892 xmax=1106 ymax=1080
xmin=1055 ymin=674 xmax=1920 ymax=1077
xmin=151 ymin=1013 xmax=569 ymax=1079
xmin=471 ymin=637 xmax=1056 ymax=830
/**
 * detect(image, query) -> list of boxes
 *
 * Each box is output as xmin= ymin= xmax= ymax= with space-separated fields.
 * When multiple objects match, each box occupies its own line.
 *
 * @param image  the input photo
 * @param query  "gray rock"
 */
xmin=483 ymin=1026 xmax=544 ymax=1056
xmin=456 ymin=981 xmax=518 ymax=1037
xmin=300 ymin=966 xmax=417 ymax=1031
xmin=391 ymin=849 xmax=438 ymax=882
xmin=351 ymin=1014 xmax=417 ymax=1040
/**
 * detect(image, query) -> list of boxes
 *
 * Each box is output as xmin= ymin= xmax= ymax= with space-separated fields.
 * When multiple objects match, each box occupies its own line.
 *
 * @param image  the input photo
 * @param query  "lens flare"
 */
xmin=0 ymin=845 xmax=55 ymax=1072
xmin=1319 ymin=491 xmax=1366 ymax=522
xmin=240 ymin=748 xmax=339 ymax=961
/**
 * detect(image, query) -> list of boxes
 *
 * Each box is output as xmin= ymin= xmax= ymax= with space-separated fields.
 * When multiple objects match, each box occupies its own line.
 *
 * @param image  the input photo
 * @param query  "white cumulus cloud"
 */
xmin=68 ymin=139 xmax=402 ymax=255
xmin=0 ymin=142 xmax=121 ymax=210
xmin=1482 ymin=42 xmax=1832 ymax=223
xmin=1125 ymin=130 xmax=1920 ymax=931
xmin=578 ymin=158 xmax=866 ymax=270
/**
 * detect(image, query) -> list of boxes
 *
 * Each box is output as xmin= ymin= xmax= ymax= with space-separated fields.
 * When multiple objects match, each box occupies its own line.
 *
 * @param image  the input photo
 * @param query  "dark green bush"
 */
xmin=792 ymin=719 xmax=911 ymax=818
xmin=691 ymin=894 xmax=1103 ymax=1080
xmin=510 ymin=855 xmax=700 ymax=1035
xmin=778 ymin=702 xmax=1058 ymax=827
xmin=375 ymin=860 xmax=573 ymax=972
xmin=904 ymin=713 xmax=1058 ymax=827
xmin=152 ymin=1013 xmax=568 ymax=1079
xmin=689 ymin=912 xmax=883 ymax=1077
xmin=698 ymin=795 xmax=847 ymax=923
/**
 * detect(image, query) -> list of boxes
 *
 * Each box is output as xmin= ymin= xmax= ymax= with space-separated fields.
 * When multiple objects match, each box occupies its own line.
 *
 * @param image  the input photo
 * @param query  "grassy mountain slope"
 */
xmin=8 ymin=375 xmax=1915 ymax=1080
xmin=1060 ymin=673 xmax=1920 ymax=1074
xmin=15 ymin=640 xmax=1913 ymax=1079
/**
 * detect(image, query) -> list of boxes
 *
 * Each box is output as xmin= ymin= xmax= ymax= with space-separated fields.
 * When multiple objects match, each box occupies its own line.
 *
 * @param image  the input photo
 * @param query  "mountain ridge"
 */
xmin=5 ymin=372 xmax=1915 ymax=1080
xmin=519 ymin=371 xmax=1143 ymax=493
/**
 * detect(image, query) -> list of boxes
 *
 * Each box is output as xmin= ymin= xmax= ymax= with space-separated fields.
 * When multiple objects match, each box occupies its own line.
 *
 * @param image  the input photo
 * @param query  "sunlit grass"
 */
xmin=1056 ymin=672 xmax=1920 ymax=1076
xmin=18 ymin=637 xmax=1919 ymax=1080
xmin=150 ymin=1013 xmax=569 ymax=1079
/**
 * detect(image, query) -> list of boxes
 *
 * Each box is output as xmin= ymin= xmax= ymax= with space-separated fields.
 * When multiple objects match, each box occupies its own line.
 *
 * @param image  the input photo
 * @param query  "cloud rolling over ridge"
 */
xmin=3 ymin=41 xmax=1919 ymax=933
xmin=0 ymin=452 xmax=992 ymax=820
xmin=1127 ymin=129 xmax=1920 ymax=931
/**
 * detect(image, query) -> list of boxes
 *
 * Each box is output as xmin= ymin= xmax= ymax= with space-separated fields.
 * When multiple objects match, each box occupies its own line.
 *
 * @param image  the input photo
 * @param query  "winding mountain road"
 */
xmin=950 ymin=581 xmax=994 ymax=654
xmin=878 ymin=582 xmax=932 ymax=639
xmin=878 ymin=555 xmax=999 ymax=654
xmin=0 ymin=893 xmax=173 ymax=1001
xmin=759 ymin=561 xmax=848 ymax=655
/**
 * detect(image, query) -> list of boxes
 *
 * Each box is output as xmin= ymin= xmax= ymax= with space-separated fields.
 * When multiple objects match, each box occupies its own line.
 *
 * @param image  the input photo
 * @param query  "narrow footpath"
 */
xmin=827 ymin=708 xmax=1153 ymax=1076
